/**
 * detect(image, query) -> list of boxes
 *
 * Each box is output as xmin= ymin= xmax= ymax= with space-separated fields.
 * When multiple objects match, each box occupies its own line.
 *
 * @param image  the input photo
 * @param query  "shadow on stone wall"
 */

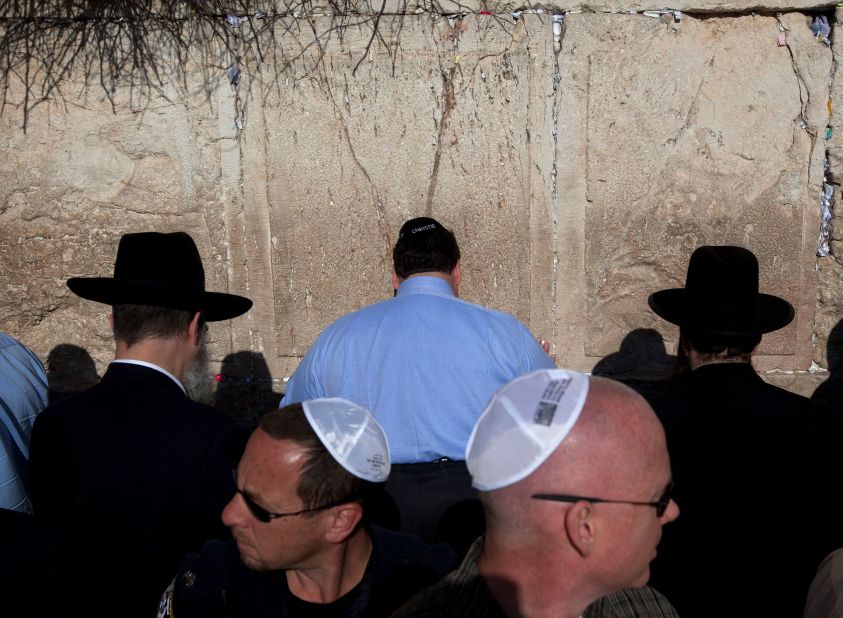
xmin=47 ymin=343 xmax=100 ymax=403
xmin=591 ymin=328 xmax=681 ymax=401
xmin=213 ymin=350 xmax=282 ymax=424
xmin=812 ymin=318 xmax=843 ymax=415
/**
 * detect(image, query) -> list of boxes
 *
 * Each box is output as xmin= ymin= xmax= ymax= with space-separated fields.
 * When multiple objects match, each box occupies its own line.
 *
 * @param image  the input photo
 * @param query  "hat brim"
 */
xmin=67 ymin=277 xmax=252 ymax=322
xmin=648 ymin=289 xmax=794 ymax=336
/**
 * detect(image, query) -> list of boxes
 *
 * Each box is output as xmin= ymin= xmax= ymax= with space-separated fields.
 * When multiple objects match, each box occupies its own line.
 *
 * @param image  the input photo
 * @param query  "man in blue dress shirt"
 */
xmin=282 ymin=217 xmax=554 ymax=553
xmin=0 ymin=331 xmax=48 ymax=513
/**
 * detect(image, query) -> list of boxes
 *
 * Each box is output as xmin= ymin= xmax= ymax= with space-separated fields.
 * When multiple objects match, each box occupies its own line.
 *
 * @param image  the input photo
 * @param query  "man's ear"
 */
xmin=187 ymin=311 xmax=203 ymax=345
xmin=565 ymin=501 xmax=597 ymax=558
xmin=451 ymin=261 xmax=462 ymax=296
xmin=391 ymin=268 xmax=401 ymax=292
xmin=324 ymin=502 xmax=364 ymax=544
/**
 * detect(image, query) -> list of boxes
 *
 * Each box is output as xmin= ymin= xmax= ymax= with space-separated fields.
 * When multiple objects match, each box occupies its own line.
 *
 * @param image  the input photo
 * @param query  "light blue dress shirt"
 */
xmin=283 ymin=276 xmax=555 ymax=463
xmin=0 ymin=332 xmax=48 ymax=512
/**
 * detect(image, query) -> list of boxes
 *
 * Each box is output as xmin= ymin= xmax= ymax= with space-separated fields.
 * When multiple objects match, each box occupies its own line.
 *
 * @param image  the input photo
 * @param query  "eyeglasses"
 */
xmin=532 ymin=482 xmax=674 ymax=518
xmin=236 ymin=489 xmax=355 ymax=523
xmin=232 ymin=471 xmax=357 ymax=523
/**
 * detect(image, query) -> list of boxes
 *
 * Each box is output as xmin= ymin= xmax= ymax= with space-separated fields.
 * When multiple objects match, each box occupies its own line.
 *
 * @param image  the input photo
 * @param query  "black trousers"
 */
xmin=370 ymin=459 xmax=484 ymax=559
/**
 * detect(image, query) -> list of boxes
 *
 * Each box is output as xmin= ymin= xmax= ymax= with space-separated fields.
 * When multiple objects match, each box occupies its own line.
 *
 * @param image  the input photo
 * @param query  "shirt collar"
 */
xmin=396 ymin=275 xmax=455 ymax=298
xmin=110 ymin=359 xmax=187 ymax=395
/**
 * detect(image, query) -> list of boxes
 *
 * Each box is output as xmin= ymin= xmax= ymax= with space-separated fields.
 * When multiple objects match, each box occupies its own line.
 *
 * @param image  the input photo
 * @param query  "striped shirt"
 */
xmin=392 ymin=537 xmax=680 ymax=618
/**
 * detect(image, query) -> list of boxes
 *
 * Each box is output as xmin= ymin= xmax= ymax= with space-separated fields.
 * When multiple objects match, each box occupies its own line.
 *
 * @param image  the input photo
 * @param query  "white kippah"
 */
xmin=302 ymin=398 xmax=391 ymax=483
xmin=466 ymin=369 xmax=590 ymax=491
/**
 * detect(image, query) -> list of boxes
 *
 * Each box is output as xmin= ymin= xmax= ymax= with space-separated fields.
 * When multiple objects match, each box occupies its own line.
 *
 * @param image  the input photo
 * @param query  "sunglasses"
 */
xmin=232 ymin=471 xmax=357 ymax=523
xmin=237 ymin=490 xmax=354 ymax=523
xmin=532 ymin=482 xmax=674 ymax=518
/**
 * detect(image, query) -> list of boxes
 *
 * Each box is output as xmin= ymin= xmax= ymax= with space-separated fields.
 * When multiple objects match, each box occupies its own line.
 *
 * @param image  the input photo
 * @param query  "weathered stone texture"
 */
xmin=574 ymin=12 xmax=828 ymax=372
xmin=236 ymin=15 xmax=548 ymax=376
xmin=0 ymin=8 xmax=837 ymax=393
xmin=0 ymin=69 xmax=245 ymax=370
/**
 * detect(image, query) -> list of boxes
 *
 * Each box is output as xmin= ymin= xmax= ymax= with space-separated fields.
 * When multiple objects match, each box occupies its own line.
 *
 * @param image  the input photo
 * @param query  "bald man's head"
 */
xmin=545 ymin=377 xmax=668 ymax=497
xmin=476 ymin=372 xmax=678 ymax=600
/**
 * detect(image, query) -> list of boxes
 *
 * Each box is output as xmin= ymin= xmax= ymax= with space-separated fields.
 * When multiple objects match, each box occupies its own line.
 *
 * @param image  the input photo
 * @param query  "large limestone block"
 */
xmin=0 ymin=66 xmax=249 ymax=371
xmin=237 ymin=14 xmax=551 ymax=375
xmin=554 ymin=12 xmax=828 ymax=372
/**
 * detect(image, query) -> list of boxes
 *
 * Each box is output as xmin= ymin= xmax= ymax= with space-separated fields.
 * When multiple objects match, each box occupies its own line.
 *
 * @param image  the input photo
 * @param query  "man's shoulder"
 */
xmin=0 ymin=332 xmax=47 ymax=401
xmin=584 ymin=586 xmax=680 ymax=618
xmin=36 ymin=371 xmax=231 ymax=438
xmin=158 ymin=539 xmax=237 ymax=618
xmin=388 ymin=561 xmax=497 ymax=618
xmin=655 ymin=364 xmax=812 ymax=408
xmin=387 ymin=565 xmax=469 ymax=618
xmin=0 ymin=331 xmax=27 ymax=355
xmin=368 ymin=527 xmax=459 ymax=616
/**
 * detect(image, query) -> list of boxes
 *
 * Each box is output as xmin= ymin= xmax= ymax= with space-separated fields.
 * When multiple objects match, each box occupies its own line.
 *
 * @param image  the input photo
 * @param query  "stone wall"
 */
xmin=1 ymin=1 xmax=840 ymax=401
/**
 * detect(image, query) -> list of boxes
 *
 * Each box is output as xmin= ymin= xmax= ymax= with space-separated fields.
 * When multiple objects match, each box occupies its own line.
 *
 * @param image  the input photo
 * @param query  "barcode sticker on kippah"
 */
xmin=534 ymin=401 xmax=558 ymax=426
xmin=533 ymin=377 xmax=573 ymax=426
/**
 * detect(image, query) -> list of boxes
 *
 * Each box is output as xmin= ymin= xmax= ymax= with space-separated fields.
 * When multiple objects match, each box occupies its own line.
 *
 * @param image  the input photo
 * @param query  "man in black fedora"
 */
xmin=28 ymin=232 xmax=252 ymax=617
xmin=645 ymin=245 xmax=843 ymax=618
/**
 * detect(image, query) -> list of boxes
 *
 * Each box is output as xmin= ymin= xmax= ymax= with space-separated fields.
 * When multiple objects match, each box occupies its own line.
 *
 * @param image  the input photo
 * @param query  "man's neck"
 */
xmin=687 ymin=350 xmax=752 ymax=372
xmin=114 ymin=338 xmax=189 ymax=381
xmin=285 ymin=528 xmax=372 ymax=604
xmin=478 ymin=534 xmax=593 ymax=618
xmin=400 ymin=271 xmax=458 ymax=295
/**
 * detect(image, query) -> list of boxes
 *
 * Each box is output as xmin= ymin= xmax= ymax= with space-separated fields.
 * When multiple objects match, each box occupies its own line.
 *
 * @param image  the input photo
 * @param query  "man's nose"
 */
xmin=221 ymin=494 xmax=245 ymax=528
xmin=661 ymin=498 xmax=680 ymax=523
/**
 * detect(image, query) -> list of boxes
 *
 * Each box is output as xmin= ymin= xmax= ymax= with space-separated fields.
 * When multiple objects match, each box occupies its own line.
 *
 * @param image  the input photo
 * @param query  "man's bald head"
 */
xmin=482 ymin=376 xmax=668 ymax=526
xmin=543 ymin=377 xmax=668 ymax=497
xmin=474 ymin=372 xmax=677 ymax=609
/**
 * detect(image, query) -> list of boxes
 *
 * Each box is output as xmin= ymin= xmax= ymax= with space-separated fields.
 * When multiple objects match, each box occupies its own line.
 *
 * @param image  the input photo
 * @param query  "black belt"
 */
xmin=391 ymin=458 xmax=467 ymax=472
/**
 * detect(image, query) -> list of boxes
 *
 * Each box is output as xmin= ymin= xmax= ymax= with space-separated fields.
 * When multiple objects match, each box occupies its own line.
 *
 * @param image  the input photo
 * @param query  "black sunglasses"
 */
xmin=232 ymin=471 xmax=357 ymax=523
xmin=532 ymin=482 xmax=674 ymax=518
xmin=237 ymin=489 xmax=354 ymax=523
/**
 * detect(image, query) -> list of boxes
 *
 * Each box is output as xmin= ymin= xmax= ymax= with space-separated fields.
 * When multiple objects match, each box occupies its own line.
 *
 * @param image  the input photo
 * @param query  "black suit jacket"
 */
xmin=29 ymin=363 xmax=242 ymax=618
xmin=648 ymin=363 xmax=843 ymax=618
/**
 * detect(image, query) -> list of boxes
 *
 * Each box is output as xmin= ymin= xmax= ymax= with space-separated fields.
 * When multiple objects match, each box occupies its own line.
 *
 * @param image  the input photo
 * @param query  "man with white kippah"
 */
xmin=393 ymin=369 xmax=680 ymax=618
xmin=158 ymin=399 xmax=456 ymax=618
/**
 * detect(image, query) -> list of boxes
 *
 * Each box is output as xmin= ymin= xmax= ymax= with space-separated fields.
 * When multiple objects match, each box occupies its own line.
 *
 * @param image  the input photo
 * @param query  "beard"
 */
xmin=184 ymin=336 xmax=213 ymax=404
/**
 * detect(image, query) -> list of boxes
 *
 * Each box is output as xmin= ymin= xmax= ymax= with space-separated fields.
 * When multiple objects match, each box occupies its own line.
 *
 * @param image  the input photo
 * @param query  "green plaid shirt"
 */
xmin=391 ymin=538 xmax=680 ymax=617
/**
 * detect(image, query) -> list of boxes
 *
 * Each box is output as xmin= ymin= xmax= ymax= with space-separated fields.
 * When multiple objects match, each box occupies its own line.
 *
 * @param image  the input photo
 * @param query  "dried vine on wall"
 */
xmin=0 ymin=0 xmax=430 ymax=129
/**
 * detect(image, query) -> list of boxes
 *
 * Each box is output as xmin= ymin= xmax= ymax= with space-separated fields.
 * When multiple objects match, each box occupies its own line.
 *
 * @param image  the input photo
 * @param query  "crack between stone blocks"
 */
xmin=548 ymin=15 xmax=565 ymax=317
xmin=426 ymin=19 xmax=461 ymax=215
xmin=776 ymin=15 xmax=814 ymax=139
xmin=253 ymin=99 xmax=276 ymax=356
xmin=320 ymin=71 xmax=391 ymax=255
xmin=820 ymin=14 xmax=840 ymax=270
xmin=583 ymin=54 xmax=591 ymax=205
xmin=227 ymin=29 xmax=252 ymax=353
xmin=425 ymin=66 xmax=455 ymax=215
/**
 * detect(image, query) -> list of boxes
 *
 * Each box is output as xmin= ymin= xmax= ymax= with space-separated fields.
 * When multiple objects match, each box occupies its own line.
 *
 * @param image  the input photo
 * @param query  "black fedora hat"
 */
xmin=648 ymin=246 xmax=794 ymax=336
xmin=67 ymin=232 xmax=252 ymax=322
